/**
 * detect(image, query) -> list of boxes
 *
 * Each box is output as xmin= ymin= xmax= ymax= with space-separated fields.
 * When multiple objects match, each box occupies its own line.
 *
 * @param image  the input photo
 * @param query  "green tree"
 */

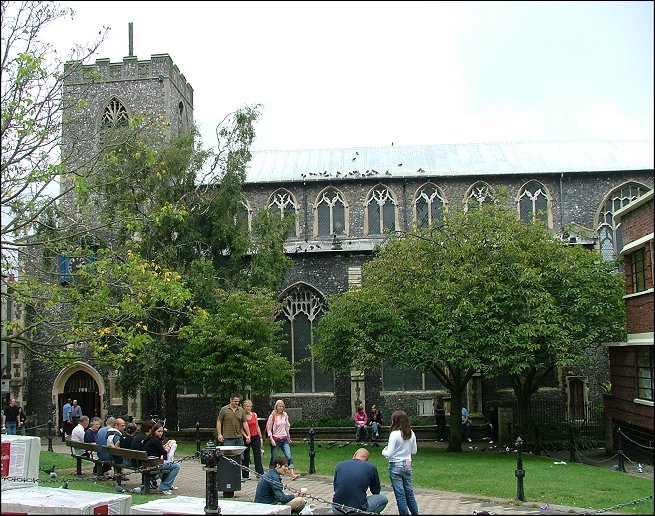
xmin=76 ymin=110 xmax=292 ymax=425
xmin=0 ymin=2 xmax=165 ymax=359
xmin=315 ymin=202 xmax=625 ymax=451
xmin=178 ymin=284 xmax=293 ymax=401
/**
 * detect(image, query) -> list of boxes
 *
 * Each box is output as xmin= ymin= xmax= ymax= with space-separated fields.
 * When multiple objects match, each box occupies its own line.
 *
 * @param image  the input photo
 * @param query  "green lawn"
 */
xmin=32 ymin=443 xmax=654 ymax=514
xmin=263 ymin=442 xmax=653 ymax=515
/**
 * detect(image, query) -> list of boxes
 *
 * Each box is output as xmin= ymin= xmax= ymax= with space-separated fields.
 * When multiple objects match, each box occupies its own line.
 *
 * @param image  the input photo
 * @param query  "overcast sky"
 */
xmin=44 ymin=1 xmax=654 ymax=152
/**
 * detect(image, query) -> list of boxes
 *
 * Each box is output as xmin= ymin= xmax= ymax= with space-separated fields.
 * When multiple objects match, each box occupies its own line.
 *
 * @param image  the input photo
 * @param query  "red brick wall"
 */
xmin=625 ymin=294 xmax=654 ymax=334
xmin=621 ymin=197 xmax=654 ymax=332
xmin=621 ymin=201 xmax=654 ymax=245
xmin=606 ymin=346 xmax=654 ymax=431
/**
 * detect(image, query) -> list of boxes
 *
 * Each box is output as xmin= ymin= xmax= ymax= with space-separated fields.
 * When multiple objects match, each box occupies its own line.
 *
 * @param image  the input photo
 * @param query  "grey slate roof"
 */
xmin=246 ymin=140 xmax=654 ymax=184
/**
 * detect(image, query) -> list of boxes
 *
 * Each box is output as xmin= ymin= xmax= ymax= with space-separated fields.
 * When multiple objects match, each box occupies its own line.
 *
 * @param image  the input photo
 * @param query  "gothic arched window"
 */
xmin=518 ymin=180 xmax=551 ymax=225
xmin=101 ymin=97 xmax=129 ymax=129
xmin=99 ymin=97 xmax=129 ymax=148
xmin=268 ymin=189 xmax=300 ymax=238
xmin=414 ymin=183 xmax=445 ymax=228
xmin=366 ymin=185 xmax=398 ymax=236
xmin=465 ymin=181 xmax=495 ymax=210
xmin=597 ymin=182 xmax=651 ymax=262
xmin=178 ymin=101 xmax=187 ymax=130
xmin=236 ymin=198 xmax=251 ymax=232
xmin=278 ymin=283 xmax=333 ymax=394
xmin=315 ymin=187 xmax=347 ymax=237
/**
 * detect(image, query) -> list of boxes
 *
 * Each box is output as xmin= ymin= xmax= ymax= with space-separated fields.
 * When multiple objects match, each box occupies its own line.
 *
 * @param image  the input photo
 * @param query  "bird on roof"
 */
xmin=352 ymin=157 xmax=356 ymax=161
xmin=397 ymin=163 xmax=402 ymax=166
xmin=355 ymin=151 xmax=359 ymax=155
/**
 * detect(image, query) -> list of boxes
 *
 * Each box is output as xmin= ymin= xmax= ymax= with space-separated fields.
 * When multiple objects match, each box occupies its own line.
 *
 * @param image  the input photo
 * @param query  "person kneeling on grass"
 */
xmin=254 ymin=456 xmax=306 ymax=514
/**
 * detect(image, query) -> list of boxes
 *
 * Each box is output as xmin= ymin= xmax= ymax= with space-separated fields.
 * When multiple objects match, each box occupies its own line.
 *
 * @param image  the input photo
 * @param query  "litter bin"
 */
xmin=217 ymin=446 xmax=246 ymax=498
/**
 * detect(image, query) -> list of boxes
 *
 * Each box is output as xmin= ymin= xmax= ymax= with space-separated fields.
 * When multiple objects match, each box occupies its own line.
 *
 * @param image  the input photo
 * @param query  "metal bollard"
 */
xmin=200 ymin=441 xmax=221 ymax=514
xmin=533 ymin=426 xmax=542 ymax=456
xmin=47 ymin=420 xmax=53 ymax=452
xmin=616 ymin=427 xmax=626 ymax=472
xmin=514 ymin=436 xmax=525 ymax=502
xmin=196 ymin=422 xmax=201 ymax=456
xmin=308 ymin=427 xmax=316 ymax=474
xmin=569 ymin=425 xmax=578 ymax=463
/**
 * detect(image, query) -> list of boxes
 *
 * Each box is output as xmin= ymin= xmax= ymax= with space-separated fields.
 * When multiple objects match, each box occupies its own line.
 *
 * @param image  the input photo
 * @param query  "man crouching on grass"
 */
xmin=254 ymin=456 xmax=306 ymax=513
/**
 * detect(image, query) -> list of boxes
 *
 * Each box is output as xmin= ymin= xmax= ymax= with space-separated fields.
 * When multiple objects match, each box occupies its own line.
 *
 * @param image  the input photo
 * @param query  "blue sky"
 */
xmin=45 ymin=1 xmax=654 ymax=151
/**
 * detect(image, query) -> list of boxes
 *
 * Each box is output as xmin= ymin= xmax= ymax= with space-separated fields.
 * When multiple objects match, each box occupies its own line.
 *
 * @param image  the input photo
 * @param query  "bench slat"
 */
xmin=102 ymin=446 xmax=148 ymax=461
xmin=66 ymin=438 xmax=162 ymax=494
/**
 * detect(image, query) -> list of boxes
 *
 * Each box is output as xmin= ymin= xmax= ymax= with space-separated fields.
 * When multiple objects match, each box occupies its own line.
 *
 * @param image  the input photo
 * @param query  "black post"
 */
xmin=201 ymin=441 xmax=221 ymax=514
xmin=308 ymin=427 xmax=316 ymax=474
xmin=533 ymin=425 xmax=542 ymax=456
xmin=47 ymin=420 xmax=53 ymax=452
xmin=616 ymin=427 xmax=626 ymax=472
xmin=569 ymin=425 xmax=578 ymax=463
xmin=196 ymin=421 xmax=201 ymax=456
xmin=514 ymin=436 xmax=525 ymax=502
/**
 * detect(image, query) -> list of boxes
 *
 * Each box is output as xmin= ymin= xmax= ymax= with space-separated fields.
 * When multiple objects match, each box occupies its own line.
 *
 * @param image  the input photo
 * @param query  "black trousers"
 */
xmin=242 ymin=437 xmax=265 ymax=478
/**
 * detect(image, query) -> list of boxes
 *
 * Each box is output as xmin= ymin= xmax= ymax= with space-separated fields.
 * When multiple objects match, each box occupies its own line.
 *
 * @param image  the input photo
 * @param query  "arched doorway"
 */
xmin=53 ymin=363 xmax=105 ymax=431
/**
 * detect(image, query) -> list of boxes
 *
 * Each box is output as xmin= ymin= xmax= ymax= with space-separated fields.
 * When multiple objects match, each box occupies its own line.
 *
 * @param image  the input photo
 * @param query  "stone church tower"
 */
xmin=25 ymin=48 xmax=194 ymax=428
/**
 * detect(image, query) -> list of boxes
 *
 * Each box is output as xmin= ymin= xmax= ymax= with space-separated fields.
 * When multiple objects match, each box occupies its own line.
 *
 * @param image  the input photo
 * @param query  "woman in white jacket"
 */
xmin=382 ymin=410 xmax=419 ymax=515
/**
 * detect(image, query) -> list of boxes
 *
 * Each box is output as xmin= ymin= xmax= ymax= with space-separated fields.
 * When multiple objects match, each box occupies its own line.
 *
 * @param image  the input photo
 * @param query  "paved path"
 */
xmin=42 ymin=442 xmax=616 ymax=515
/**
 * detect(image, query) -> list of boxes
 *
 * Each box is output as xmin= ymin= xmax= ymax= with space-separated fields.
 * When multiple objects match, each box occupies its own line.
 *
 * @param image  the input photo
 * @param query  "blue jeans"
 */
xmin=388 ymin=460 xmax=419 ymax=515
xmin=5 ymin=422 xmax=17 ymax=435
xmin=223 ymin=436 xmax=245 ymax=462
xmin=332 ymin=494 xmax=388 ymax=515
xmin=355 ymin=425 xmax=369 ymax=441
xmin=269 ymin=438 xmax=295 ymax=469
xmin=158 ymin=461 xmax=180 ymax=491
xmin=371 ymin=422 xmax=381 ymax=439
xmin=463 ymin=421 xmax=472 ymax=440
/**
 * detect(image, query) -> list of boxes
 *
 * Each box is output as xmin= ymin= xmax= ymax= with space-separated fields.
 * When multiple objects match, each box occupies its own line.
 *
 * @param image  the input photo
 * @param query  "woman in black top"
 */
xmin=142 ymin=422 xmax=180 ymax=494
xmin=129 ymin=420 xmax=152 ymax=451
xmin=368 ymin=405 xmax=383 ymax=443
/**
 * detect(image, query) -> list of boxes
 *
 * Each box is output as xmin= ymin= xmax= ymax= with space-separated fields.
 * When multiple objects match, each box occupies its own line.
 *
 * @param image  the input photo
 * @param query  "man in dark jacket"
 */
xmin=254 ymin=456 xmax=306 ymax=513
xmin=3 ymin=398 xmax=20 ymax=435
xmin=332 ymin=448 xmax=388 ymax=514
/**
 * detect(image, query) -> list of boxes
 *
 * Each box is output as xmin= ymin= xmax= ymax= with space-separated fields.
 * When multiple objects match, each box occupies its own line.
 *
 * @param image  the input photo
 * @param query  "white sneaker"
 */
xmin=467 ymin=438 xmax=472 ymax=443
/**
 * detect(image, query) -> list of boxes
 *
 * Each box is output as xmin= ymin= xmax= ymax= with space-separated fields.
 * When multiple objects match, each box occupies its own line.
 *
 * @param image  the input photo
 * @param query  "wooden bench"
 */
xmin=65 ymin=440 xmax=112 ymax=476
xmin=102 ymin=446 xmax=164 ymax=494
xmin=67 ymin=439 xmax=165 ymax=494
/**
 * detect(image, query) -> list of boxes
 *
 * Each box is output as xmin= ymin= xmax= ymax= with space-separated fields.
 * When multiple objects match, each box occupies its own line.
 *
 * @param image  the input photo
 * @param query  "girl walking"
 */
xmin=265 ymin=399 xmax=300 ymax=480
xmin=382 ymin=410 xmax=419 ymax=515
xmin=242 ymin=399 xmax=265 ymax=479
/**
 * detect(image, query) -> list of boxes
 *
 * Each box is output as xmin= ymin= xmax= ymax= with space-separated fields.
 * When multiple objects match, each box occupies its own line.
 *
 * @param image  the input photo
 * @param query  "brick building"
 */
xmin=13 ymin=52 xmax=654 ymax=435
xmin=604 ymin=190 xmax=654 ymax=461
